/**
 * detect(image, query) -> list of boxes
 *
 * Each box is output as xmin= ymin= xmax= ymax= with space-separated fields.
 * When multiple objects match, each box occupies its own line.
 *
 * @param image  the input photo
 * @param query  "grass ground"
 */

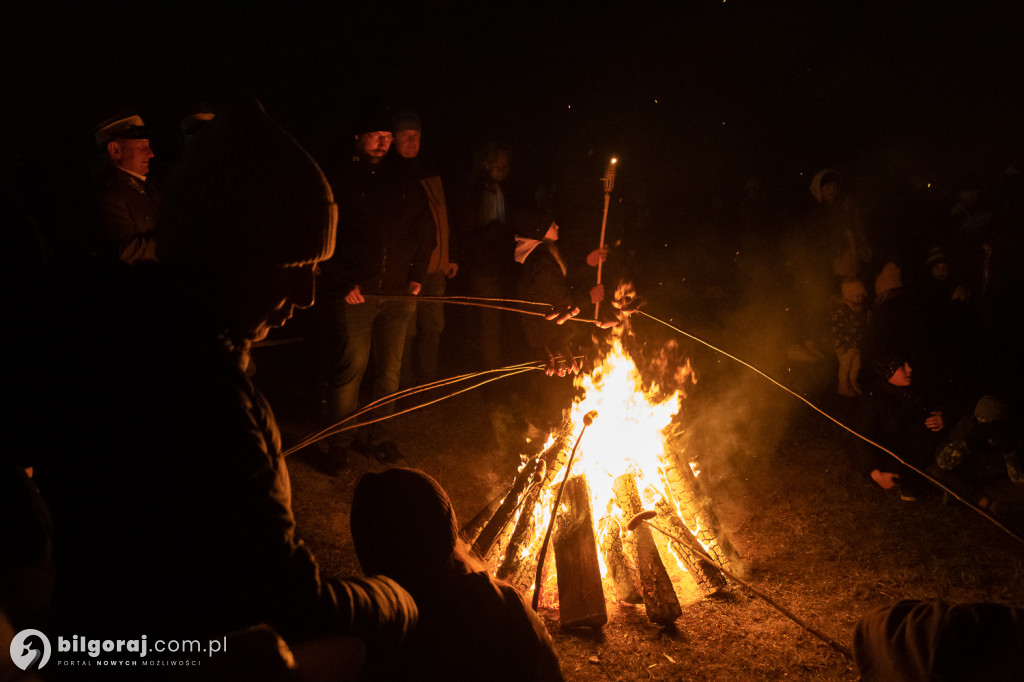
xmin=262 ymin=342 xmax=1023 ymax=681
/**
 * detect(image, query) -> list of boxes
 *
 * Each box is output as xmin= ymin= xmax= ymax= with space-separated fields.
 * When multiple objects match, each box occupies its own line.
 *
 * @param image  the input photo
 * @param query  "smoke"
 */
xmin=619 ymin=213 xmax=839 ymax=487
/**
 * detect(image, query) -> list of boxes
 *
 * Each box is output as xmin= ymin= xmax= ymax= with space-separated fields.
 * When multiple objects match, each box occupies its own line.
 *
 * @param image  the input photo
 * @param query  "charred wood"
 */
xmin=653 ymin=497 xmax=726 ymax=596
xmin=554 ymin=475 xmax=608 ymax=628
xmin=613 ymin=474 xmax=682 ymax=625
xmin=663 ymin=455 xmax=746 ymax=577
xmin=599 ymin=515 xmax=643 ymax=604
xmin=472 ymin=457 xmax=544 ymax=557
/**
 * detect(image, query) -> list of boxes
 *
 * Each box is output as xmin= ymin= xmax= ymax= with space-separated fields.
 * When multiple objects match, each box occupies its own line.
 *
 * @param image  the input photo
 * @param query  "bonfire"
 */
xmin=466 ymin=317 xmax=743 ymax=628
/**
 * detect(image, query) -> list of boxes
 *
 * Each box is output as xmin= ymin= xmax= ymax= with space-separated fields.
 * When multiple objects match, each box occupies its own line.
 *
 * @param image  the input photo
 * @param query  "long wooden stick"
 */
xmin=594 ymin=158 xmax=617 ymax=319
xmin=629 ymin=512 xmax=853 ymax=660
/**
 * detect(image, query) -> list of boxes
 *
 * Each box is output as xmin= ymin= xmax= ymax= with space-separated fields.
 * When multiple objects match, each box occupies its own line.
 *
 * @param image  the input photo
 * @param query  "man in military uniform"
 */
xmin=84 ymin=111 xmax=160 ymax=263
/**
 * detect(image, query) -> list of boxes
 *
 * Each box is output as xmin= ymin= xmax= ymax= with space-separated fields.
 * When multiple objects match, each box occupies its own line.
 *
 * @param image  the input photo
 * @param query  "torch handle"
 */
xmin=594 ymin=192 xmax=611 ymax=319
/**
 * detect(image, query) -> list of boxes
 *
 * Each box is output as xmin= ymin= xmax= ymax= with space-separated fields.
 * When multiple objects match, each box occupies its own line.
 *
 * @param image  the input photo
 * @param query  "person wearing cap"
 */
xmin=318 ymin=107 xmax=435 ymax=471
xmin=931 ymin=395 xmax=1023 ymax=523
xmin=17 ymin=99 xmax=416 ymax=668
xmin=83 ymin=111 xmax=160 ymax=263
xmin=350 ymin=467 xmax=564 ymax=681
xmin=393 ymin=111 xmax=459 ymax=385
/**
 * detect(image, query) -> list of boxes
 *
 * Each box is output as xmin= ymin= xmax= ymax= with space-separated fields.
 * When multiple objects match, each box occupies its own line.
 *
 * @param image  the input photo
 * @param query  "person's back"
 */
xmin=351 ymin=467 xmax=564 ymax=682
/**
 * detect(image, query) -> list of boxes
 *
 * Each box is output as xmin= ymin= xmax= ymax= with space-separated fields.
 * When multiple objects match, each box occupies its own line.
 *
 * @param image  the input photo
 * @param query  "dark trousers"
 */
xmin=327 ymin=297 xmax=416 ymax=447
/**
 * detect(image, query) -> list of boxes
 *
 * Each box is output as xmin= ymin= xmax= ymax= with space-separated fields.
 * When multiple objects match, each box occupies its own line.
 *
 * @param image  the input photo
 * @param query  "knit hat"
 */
xmin=394 ymin=111 xmax=422 ymax=133
xmin=810 ymin=168 xmax=841 ymax=203
xmin=974 ymin=396 xmax=1009 ymax=423
xmin=157 ymin=97 xmax=336 ymax=272
xmin=874 ymin=262 xmax=902 ymax=297
xmin=350 ymin=468 xmax=458 ymax=579
xmin=353 ymin=105 xmax=394 ymax=135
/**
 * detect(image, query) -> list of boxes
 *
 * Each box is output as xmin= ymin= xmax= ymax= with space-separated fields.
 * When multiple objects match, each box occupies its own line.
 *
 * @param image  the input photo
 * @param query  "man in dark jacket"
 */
xmin=83 ymin=111 xmax=160 ymax=263
xmin=16 ymin=99 xmax=415 ymax=674
xmin=319 ymin=109 xmax=435 ymax=470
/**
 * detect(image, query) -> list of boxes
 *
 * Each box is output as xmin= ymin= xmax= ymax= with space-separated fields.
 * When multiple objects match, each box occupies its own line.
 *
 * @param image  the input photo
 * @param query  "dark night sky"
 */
xmin=3 ymin=0 xmax=1022 ymax=208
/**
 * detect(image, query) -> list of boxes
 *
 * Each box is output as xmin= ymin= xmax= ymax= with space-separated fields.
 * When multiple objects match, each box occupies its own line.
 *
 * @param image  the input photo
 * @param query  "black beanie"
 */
xmin=353 ymin=104 xmax=394 ymax=136
xmin=157 ymin=97 xmax=336 ymax=272
xmin=350 ymin=468 xmax=458 ymax=579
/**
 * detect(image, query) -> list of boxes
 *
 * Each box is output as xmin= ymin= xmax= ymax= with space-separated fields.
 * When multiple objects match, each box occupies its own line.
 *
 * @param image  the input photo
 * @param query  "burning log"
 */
xmin=494 ymin=432 xmax=574 ymax=590
xmin=462 ymin=489 xmax=505 ymax=546
xmin=471 ymin=457 xmax=545 ymax=557
xmin=598 ymin=515 xmax=643 ymax=604
xmin=613 ymin=474 xmax=682 ymax=625
xmin=662 ymin=455 xmax=746 ymax=577
xmin=553 ymin=475 xmax=608 ymax=628
xmin=495 ymin=479 xmax=541 ymax=589
xmin=652 ymin=498 xmax=726 ymax=596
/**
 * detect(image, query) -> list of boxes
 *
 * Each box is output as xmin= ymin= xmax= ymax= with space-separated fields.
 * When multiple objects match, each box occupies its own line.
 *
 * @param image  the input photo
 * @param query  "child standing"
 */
xmin=831 ymin=278 xmax=868 ymax=396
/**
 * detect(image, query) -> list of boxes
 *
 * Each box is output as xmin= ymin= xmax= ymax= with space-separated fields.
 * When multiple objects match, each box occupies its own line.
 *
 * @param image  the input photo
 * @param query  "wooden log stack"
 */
xmin=465 ymin=426 xmax=744 ymax=630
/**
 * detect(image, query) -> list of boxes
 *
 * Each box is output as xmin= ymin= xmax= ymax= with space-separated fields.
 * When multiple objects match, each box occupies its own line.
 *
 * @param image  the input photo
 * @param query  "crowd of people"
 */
xmin=771 ymin=166 xmax=1024 ymax=520
xmin=1 ymin=98 xmax=572 ymax=680
xmin=2 ymin=94 xmax=1022 ymax=679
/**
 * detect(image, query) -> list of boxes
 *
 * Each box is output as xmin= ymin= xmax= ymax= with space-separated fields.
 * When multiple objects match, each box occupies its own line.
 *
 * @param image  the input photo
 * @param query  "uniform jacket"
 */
xmin=84 ymin=166 xmax=160 ymax=263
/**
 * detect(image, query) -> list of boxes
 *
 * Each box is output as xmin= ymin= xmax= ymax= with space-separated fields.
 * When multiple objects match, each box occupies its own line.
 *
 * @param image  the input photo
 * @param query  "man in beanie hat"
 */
xmin=16 ymin=98 xmax=416 ymax=671
xmin=82 ymin=108 xmax=160 ymax=263
xmin=393 ymin=111 xmax=460 ymax=386
xmin=350 ymin=467 xmax=563 ymax=681
xmin=318 ymin=106 xmax=435 ymax=471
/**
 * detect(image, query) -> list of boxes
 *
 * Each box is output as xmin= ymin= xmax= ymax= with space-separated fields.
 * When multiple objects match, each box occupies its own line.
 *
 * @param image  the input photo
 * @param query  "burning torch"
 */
xmin=594 ymin=157 xmax=617 ymax=320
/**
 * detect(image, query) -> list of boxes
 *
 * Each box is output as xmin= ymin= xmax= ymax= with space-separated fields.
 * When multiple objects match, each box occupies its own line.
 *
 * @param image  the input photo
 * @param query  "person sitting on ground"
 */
xmin=930 ymin=395 xmax=1023 ymax=524
xmin=17 ymin=98 xmax=416 ymax=671
xmin=350 ymin=467 xmax=564 ymax=682
xmin=853 ymin=598 xmax=1024 ymax=681
xmin=849 ymin=355 xmax=946 ymax=501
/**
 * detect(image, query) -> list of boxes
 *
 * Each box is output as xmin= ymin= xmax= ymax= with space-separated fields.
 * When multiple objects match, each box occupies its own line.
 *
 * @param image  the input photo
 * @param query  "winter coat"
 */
xmin=16 ymin=260 xmax=415 ymax=646
xmin=322 ymin=157 xmax=435 ymax=297
xmin=367 ymin=570 xmax=563 ymax=681
xmin=518 ymin=241 xmax=575 ymax=354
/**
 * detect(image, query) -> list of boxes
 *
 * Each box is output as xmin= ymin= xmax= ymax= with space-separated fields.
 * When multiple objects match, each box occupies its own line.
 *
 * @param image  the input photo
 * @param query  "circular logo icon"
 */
xmin=10 ymin=629 xmax=51 ymax=671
